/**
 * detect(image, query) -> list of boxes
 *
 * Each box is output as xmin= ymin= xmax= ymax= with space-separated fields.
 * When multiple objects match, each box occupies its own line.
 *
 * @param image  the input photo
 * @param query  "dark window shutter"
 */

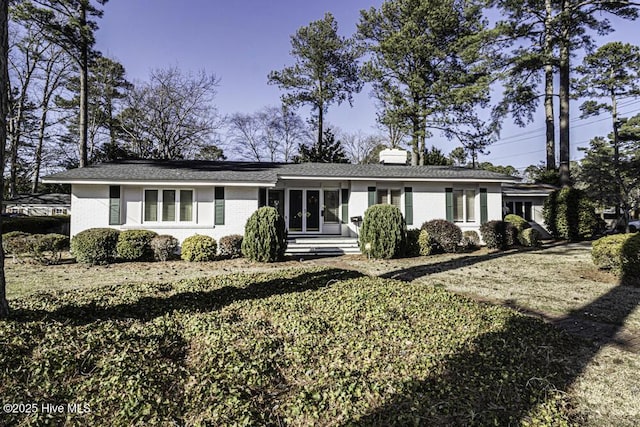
xmin=341 ymin=189 xmax=349 ymax=224
xmin=258 ymin=188 xmax=266 ymax=207
xmin=368 ymin=186 xmax=376 ymax=207
xmin=445 ymin=188 xmax=453 ymax=222
xmin=214 ymin=187 xmax=225 ymax=225
xmin=404 ymin=187 xmax=413 ymax=225
xmin=109 ymin=186 xmax=121 ymax=225
xmin=480 ymin=188 xmax=488 ymax=224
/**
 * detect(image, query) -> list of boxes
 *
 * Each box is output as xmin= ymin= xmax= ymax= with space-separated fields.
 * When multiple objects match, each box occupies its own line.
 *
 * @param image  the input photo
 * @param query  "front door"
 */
xmin=288 ymin=189 xmax=321 ymax=233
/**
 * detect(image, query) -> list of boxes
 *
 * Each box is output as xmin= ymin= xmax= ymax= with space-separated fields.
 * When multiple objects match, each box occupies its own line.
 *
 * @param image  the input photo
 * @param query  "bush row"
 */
xmin=480 ymin=217 xmax=541 ymax=250
xmin=69 ymin=229 xmax=245 ymax=265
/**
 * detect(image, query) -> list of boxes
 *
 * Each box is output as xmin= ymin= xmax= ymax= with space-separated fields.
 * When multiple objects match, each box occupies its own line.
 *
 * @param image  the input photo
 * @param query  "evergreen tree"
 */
xmin=268 ymin=13 xmax=362 ymax=148
xmin=295 ymin=129 xmax=349 ymax=163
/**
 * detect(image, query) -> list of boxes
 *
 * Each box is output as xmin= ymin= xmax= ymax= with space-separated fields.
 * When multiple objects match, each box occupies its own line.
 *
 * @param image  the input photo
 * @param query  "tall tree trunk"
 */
xmin=0 ymin=0 xmax=11 ymax=318
xmin=611 ymin=89 xmax=622 ymax=220
xmin=558 ymin=8 xmax=571 ymax=187
xmin=410 ymin=117 xmax=419 ymax=166
xmin=544 ymin=0 xmax=556 ymax=171
xmin=78 ymin=3 xmax=89 ymax=167
xmin=317 ymin=105 xmax=323 ymax=149
xmin=32 ymin=106 xmax=48 ymax=193
xmin=9 ymin=98 xmax=23 ymax=197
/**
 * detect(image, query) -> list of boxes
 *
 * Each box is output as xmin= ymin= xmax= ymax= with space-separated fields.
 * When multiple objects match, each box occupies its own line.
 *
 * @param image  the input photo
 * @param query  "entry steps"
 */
xmin=286 ymin=236 xmax=360 ymax=256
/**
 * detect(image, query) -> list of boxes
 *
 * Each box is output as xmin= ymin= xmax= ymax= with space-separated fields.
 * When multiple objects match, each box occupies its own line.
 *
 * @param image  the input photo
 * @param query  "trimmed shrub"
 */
xmin=592 ymin=233 xmax=640 ymax=283
xmin=505 ymin=222 xmax=519 ymax=247
xmin=480 ymin=220 xmax=507 ymax=250
xmin=519 ymin=228 xmax=541 ymax=247
xmin=116 ymin=230 xmax=158 ymax=261
xmin=504 ymin=214 xmax=531 ymax=233
xmin=30 ymin=233 xmax=69 ymax=265
xmin=543 ymin=188 xmax=602 ymax=241
xmin=420 ymin=219 xmax=462 ymax=253
xmin=150 ymin=235 xmax=179 ymax=262
xmin=359 ymin=204 xmax=406 ymax=259
xmin=181 ymin=235 xmax=217 ymax=262
xmin=461 ymin=230 xmax=481 ymax=250
xmin=2 ymin=231 xmax=32 ymax=262
xmin=219 ymin=234 xmax=244 ymax=259
xmin=405 ymin=229 xmax=421 ymax=257
xmin=242 ymin=207 xmax=288 ymax=262
xmin=71 ymin=228 xmax=120 ymax=265
xmin=418 ymin=229 xmax=436 ymax=256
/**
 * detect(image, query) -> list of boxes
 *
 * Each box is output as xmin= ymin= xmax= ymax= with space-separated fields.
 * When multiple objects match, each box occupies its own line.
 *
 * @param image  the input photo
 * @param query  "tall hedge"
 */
xmin=543 ymin=188 xmax=602 ymax=241
xmin=71 ymin=228 xmax=120 ymax=265
xmin=242 ymin=207 xmax=287 ymax=262
xmin=359 ymin=204 xmax=406 ymax=259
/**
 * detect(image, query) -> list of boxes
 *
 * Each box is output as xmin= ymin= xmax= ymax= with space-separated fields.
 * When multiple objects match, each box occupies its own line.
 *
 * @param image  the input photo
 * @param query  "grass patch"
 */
xmin=1 ymin=268 xmax=583 ymax=425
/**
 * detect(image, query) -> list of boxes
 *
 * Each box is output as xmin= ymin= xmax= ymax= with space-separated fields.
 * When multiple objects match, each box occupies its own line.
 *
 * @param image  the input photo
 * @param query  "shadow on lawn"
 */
xmin=355 ymin=242 xmax=640 ymax=425
xmin=10 ymin=268 xmax=363 ymax=325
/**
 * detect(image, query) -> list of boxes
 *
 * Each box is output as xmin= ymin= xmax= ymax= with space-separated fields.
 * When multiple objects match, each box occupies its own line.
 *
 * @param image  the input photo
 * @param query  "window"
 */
xmin=452 ymin=189 xmax=476 ymax=223
xmin=376 ymin=188 xmax=401 ymax=207
xmin=109 ymin=185 xmax=121 ymax=225
xmin=143 ymin=189 xmax=194 ymax=223
xmin=54 ymin=208 xmax=68 ymax=215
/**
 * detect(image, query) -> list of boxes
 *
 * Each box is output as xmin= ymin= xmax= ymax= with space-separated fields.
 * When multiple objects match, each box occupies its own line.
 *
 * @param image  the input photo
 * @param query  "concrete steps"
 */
xmin=286 ymin=236 xmax=360 ymax=256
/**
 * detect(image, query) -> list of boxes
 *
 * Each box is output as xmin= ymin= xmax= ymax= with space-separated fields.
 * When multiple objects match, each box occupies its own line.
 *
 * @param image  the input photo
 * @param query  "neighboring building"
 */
xmin=42 ymin=159 xmax=519 ymax=243
xmin=3 ymin=193 xmax=71 ymax=216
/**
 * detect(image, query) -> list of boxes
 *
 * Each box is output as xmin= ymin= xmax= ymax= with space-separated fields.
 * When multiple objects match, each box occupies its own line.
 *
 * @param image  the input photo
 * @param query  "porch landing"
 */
xmin=286 ymin=236 xmax=360 ymax=257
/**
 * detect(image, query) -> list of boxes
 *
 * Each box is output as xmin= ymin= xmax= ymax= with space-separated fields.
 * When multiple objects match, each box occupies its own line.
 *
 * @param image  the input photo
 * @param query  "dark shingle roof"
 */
xmin=42 ymin=160 xmax=519 ymax=184
xmin=3 ymin=193 xmax=71 ymax=206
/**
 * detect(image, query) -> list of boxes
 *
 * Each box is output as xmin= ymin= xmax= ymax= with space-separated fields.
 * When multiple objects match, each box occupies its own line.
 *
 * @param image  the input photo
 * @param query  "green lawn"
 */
xmin=1 ymin=267 xmax=583 ymax=426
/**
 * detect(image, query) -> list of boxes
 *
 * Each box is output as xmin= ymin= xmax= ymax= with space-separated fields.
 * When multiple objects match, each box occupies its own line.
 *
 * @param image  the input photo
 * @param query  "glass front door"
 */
xmin=288 ymin=189 xmax=321 ymax=233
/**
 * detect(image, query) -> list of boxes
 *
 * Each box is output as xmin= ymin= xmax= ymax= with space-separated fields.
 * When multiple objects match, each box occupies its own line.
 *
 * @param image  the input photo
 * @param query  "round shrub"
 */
xmin=518 ymin=228 xmax=541 ymax=247
xmin=420 ymin=219 xmax=462 ymax=253
xmin=418 ymin=229 xmax=436 ymax=256
xmin=181 ymin=235 xmax=217 ymax=262
xmin=480 ymin=220 xmax=507 ymax=250
xmin=592 ymin=233 xmax=640 ymax=283
xmin=2 ymin=231 xmax=31 ymax=260
xmin=543 ymin=188 xmax=602 ymax=241
xmin=405 ymin=229 xmax=421 ymax=257
xmin=219 ymin=234 xmax=244 ymax=259
xmin=150 ymin=235 xmax=179 ymax=261
xmin=461 ymin=230 xmax=480 ymax=250
xmin=504 ymin=214 xmax=530 ymax=233
xmin=242 ymin=207 xmax=288 ymax=262
xmin=116 ymin=230 xmax=158 ymax=261
xmin=71 ymin=228 xmax=120 ymax=265
xmin=30 ymin=233 xmax=69 ymax=265
xmin=359 ymin=204 xmax=406 ymax=259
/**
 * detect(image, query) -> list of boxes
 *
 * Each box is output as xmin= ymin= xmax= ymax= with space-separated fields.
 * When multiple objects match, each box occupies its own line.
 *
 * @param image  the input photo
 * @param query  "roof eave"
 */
xmin=41 ymin=178 xmax=277 ymax=187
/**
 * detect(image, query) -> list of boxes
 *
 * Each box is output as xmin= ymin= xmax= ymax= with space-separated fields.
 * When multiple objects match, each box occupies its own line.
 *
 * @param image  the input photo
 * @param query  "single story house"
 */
xmin=3 ymin=193 xmax=71 ymax=216
xmin=42 ymin=158 xmax=519 ymax=244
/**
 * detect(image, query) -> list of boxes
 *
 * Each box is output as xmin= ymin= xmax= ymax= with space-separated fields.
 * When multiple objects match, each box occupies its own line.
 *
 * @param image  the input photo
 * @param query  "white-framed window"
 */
xmin=143 ymin=188 xmax=194 ymax=223
xmin=453 ymin=189 xmax=476 ymax=222
xmin=53 ymin=207 xmax=68 ymax=215
xmin=377 ymin=188 xmax=402 ymax=209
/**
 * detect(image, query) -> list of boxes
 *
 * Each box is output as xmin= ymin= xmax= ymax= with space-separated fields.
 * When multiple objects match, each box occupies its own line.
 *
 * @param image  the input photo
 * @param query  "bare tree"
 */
xmin=32 ymin=45 xmax=70 ymax=191
xmin=227 ymin=112 xmax=264 ymax=161
xmin=119 ymin=67 xmax=221 ymax=159
xmin=341 ymin=130 xmax=383 ymax=164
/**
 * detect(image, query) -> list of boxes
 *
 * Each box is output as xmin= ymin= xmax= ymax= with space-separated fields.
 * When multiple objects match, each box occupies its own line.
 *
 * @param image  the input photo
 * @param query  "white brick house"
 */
xmin=42 ymin=160 xmax=519 ymax=243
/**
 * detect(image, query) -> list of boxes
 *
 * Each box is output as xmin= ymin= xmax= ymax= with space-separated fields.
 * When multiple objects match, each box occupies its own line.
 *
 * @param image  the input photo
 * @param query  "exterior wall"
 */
xmin=503 ymin=195 xmax=547 ymax=226
xmin=71 ymin=184 xmax=259 ymax=243
xmin=71 ymin=181 xmax=507 ymax=243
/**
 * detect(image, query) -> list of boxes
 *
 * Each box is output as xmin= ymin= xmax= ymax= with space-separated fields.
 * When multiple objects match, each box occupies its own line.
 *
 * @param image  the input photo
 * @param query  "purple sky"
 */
xmin=96 ymin=1 xmax=640 ymax=170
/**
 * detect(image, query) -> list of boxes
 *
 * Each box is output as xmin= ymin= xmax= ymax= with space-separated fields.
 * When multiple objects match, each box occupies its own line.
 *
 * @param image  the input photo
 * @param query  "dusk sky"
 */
xmin=95 ymin=1 xmax=640 ymax=171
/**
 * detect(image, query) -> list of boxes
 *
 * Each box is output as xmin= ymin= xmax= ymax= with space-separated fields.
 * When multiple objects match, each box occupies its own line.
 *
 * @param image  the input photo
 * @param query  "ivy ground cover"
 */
xmin=0 ymin=268 xmax=584 ymax=426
